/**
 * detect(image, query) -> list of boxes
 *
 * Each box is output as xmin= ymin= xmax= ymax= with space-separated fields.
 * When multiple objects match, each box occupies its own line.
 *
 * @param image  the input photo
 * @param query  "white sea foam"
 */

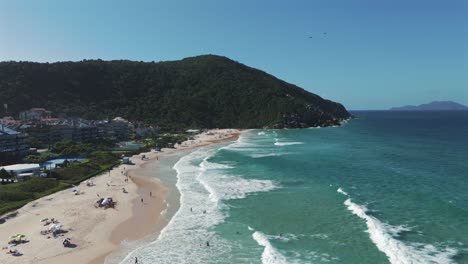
xmin=251 ymin=152 xmax=295 ymax=158
xmin=199 ymin=173 xmax=278 ymax=202
xmin=249 ymin=230 xmax=331 ymax=264
xmin=299 ymin=250 xmax=339 ymax=262
xmin=251 ymin=153 xmax=282 ymax=158
xmin=258 ymin=132 xmax=266 ymax=135
xmin=274 ymin=142 xmax=304 ymax=146
xmin=337 ymin=188 xmax=457 ymax=264
xmin=199 ymin=157 xmax=278 ymax=202
xmin=220 ymin=133 xmax=259 ymax=151
xmin=117 ymin=138 xmax=280 ymax=263
xmin=252 ymin=230 xmax=290 ymax=264
xmin=117 ymin=149 xmax=226 ymax=263
xmin=200 ymin=160 xmax=234 ymax=170
xmin=309 ymin=233 xmax=330 ymax=240
xmin=336 ymin=187 xmax=348 ymax=196
xmin=224 ymin=131 xmax=295 ymax=160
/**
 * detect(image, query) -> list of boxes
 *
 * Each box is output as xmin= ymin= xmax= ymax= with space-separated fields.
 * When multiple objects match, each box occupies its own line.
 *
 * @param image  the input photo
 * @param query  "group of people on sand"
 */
xmin=2 ymin=216 xmax=75 ymax=258
xmin=3 ymin=246 xmax=20 ymax=256
xmin=62 ymin=237 xmax=72 ymax=247
xmin=42 ymin=218 xmax=59 ymax=226
xmin=3 ymin=240 xmax=26 ymax=256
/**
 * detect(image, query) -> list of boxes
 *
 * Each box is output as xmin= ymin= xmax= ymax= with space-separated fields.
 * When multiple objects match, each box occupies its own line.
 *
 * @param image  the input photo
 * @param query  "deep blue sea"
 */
xmin=122 ymin=111 xmax=468 ymax=264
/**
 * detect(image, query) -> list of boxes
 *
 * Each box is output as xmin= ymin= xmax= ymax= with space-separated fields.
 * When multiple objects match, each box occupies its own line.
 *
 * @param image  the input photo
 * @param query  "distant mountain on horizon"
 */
xmin=390 ymin=101 xmax=468 ymax=111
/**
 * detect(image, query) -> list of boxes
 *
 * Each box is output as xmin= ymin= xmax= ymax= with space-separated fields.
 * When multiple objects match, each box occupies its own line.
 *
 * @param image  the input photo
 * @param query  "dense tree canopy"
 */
xmin=0 ymin=55 xmax=350 ymax=128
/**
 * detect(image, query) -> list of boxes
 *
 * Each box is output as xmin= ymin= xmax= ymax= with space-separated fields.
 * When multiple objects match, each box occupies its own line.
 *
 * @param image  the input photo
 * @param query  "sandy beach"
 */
xmin=0 ymin=129 xmax=240 ymax=264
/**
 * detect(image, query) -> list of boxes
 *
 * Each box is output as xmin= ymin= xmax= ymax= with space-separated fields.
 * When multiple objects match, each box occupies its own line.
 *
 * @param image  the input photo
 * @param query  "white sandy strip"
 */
xmin=0 ymin=129 xmax=240 ymax=264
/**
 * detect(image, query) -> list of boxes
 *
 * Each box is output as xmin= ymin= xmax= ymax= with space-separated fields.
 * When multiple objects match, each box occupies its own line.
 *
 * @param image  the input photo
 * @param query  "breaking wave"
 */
xmin=118 ymin=137 xmax=279 ymax=263
xmin=274 ymin=142 xmax=304 ymax=146
xmin=337 ymin=188 xmax=457 ymax=264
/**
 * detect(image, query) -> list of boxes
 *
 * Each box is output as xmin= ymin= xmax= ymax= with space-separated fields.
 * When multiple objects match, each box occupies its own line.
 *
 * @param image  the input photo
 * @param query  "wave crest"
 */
xmin=274 ymin=142 xmax=304 ymax=146
xmin=338 ymin=188 xmax=457 ymax=264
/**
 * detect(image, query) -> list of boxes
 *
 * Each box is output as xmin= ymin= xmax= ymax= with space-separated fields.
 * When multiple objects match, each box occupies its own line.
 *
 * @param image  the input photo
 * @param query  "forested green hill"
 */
xmin=0 ymin=55 xmax=350 ymax=128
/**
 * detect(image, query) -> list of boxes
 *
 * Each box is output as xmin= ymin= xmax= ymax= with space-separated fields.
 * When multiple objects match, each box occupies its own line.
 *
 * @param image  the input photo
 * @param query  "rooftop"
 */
xmin=0 ymin=164 xmax=40 ymax=171
xmin=29 ymin=108 xmax=51 ymax=112
xmin=0 ymin=125 xmax=21 ymax=135
xmin=113 ymin=117 xmax=128 ymax=122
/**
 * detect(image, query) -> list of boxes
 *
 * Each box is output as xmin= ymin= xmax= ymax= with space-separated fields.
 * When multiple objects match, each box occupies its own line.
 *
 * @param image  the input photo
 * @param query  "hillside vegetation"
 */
xmin=0 ymin=55 xmax=350 ymax=128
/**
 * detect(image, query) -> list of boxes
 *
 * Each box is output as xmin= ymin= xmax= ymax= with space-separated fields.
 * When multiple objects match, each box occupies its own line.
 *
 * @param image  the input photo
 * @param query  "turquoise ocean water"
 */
xmin=122 ymin=111 xmax=468 ymax=264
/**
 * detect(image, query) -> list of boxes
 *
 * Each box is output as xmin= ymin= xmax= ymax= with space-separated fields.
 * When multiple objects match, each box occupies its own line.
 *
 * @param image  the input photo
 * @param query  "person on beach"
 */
xmin=150 ymin=191 xmax=152 ymax=197
xmin=141 ymin=198 xmax=143 ymax=203
xmin=135 ymin=256 xmax=138 ymax=263
xmin=206 ymin=241 xmax=210 ymax=247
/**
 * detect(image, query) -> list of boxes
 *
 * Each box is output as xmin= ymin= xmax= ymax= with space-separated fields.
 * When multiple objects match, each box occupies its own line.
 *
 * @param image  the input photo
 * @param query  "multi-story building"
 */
xmin=109 ymin=117 xmax=133 ymax=140
xmin=19 ymin=108 xmax=52 ymax=121
xmin=72 ymin=122 xmax=99 ymax=142
xmin=0 ymin=125 xmax=29 ymax=165
xmin=22 ymin=123 xmax=99 ymax=147
xmin=11 ymin=115 xmax=132 ymax=148
xmin=95 ymin=117 xmax=133 ymax=141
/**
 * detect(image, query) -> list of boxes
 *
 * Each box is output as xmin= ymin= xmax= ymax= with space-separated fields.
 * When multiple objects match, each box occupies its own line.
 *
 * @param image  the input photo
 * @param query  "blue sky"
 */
xmin=0 ymin=0 xmax=466 ymax=110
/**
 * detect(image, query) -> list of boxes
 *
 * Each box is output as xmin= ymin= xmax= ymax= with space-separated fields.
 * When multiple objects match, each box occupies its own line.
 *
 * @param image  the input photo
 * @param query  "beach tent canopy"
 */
xmin=49 ymin=224 xmax=63 ymax=231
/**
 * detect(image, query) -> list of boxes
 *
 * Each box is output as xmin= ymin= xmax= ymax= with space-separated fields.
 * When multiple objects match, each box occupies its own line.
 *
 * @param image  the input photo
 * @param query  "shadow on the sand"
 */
xmin=65 ymin=243 xmax=77 ymax=248
xmin=0 ymin=212 xmax=18 ymax=224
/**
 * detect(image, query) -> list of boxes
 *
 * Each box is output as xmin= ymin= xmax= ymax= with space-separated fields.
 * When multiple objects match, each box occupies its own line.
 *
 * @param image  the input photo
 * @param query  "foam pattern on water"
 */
xmin=337 ymin=188 xmax=457 ymax=264
xmin=274 ymin=142 xmax=304 ymax=146
xmin=117 ymin=141 xmax=279 ymax=263
xmin=223 ymin=131 xmax=298 ymax=159
xmin=252 ymin=230 xmax=291 ymax=264
xmin=249 ymin=227 xmax=337 ymax=264
xmin=199 ymin=159 xmax=278 ymax=202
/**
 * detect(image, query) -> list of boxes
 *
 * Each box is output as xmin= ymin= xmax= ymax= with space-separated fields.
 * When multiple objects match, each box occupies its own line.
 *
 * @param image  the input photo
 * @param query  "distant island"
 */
xmin=0 ymin=55 xmax=350 ymax=129
xmin=390 ymin=101 xmax=468 ymax=111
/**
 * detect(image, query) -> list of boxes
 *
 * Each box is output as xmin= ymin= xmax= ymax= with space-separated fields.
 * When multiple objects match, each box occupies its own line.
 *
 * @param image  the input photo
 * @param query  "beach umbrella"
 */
xmin=40 ymin=218 xmax=49 ymax=222
xmin=17 ymin=234 xmax=26 ymax=238
xmin=8 ymin=235 xmax=17 ymax=239
xmin=48 ymin=224 xmax=57 ymax=231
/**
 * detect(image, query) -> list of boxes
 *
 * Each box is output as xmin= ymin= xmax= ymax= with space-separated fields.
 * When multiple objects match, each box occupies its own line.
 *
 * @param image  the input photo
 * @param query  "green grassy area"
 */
xmin=0 ymin=151 xmax=120 ymax=216
xmin=0 ymin=134 xmax=191 ymax=217
xmin=49 ymin=151 xmax=119 ymax=184
xmin=0 ymin=178 xmax=71 ymax=216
